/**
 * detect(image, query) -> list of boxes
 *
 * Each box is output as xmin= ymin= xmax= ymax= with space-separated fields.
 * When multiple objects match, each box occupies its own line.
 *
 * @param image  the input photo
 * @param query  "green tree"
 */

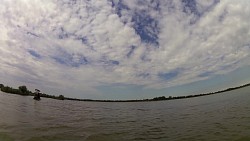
xmin=0 ymin=84 xmax=4 ymax=89
xmin=153 ymin=96 xmax=166 ymax=101
xmin=58 ymin=95 xmax=65 ymax=100
xmin=18 ymin=85 xmax=28 ymax=94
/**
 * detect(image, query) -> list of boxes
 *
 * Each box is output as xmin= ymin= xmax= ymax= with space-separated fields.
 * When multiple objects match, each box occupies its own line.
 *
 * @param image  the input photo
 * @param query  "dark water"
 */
xmin=1 ymin=87 xmax=250 ymax=141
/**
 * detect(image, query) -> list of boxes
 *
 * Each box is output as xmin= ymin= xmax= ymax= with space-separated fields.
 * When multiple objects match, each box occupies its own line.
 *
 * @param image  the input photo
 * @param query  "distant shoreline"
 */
xmin=65 ymin=83 xmax=250 ymax=102
xmin=0 ymin=83 xmax=250 ymax=102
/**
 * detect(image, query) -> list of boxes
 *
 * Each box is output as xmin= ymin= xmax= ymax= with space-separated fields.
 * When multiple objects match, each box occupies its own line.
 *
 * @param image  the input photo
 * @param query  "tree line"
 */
xmin=0 ymin=84 xmax=65 ymax=100
xmin=0 ymin=82 xmax=250 ymax=102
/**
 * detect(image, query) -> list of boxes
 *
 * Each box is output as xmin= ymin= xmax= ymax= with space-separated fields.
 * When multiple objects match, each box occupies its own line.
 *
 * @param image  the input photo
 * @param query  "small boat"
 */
xmin=33 ymin=89 xmax=41 ymax=101
xmin=33 ymin=96 xmax=41 ymax=101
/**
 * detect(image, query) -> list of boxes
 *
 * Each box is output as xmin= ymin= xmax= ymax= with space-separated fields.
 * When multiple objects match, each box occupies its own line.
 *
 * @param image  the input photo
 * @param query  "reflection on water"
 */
xmin=1 ymin=87 xmax=250 ymax=141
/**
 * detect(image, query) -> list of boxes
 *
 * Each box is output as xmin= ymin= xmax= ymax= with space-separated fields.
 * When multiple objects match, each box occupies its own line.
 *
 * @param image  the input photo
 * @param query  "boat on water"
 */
xmin=33 ymin=89 xmax=41 ymax=101
xmin=33 ymin=96 xmax=41 ymax=101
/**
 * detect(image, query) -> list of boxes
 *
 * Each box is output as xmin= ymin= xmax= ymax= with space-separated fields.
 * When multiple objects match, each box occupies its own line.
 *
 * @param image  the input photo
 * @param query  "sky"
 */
xmin=0 ymin=0 xmax=250 ymax=100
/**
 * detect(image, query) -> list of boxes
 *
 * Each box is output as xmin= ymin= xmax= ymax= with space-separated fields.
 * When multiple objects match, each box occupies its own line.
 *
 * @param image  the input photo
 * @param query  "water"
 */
xmin=1 ymin=87 xmax=250 ymax=141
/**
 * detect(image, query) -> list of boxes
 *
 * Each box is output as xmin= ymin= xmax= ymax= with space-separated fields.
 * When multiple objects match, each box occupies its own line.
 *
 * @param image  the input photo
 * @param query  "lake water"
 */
xmin=1 ymin=87 xmax=250 ymax=141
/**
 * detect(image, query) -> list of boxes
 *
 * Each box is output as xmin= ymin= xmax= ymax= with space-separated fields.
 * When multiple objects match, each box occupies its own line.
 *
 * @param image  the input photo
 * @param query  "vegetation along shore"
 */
xmin=0 ymin=83 xmax=250 ymax=102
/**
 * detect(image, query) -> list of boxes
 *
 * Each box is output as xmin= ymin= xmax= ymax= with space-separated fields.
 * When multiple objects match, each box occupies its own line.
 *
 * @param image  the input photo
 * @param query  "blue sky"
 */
xmin=0 ymin=0 xmax=250 ymax=100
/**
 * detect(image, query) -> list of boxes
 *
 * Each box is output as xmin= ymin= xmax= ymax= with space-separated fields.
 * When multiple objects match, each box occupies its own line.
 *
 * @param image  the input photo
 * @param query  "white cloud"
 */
xmin=0 ymin=0 xmax=250 ymax=98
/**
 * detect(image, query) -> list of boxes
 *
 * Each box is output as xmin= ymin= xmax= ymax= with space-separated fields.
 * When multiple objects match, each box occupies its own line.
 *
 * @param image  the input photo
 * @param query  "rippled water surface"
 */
xmin=1 ymin=87 xmax=250 ymax=141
